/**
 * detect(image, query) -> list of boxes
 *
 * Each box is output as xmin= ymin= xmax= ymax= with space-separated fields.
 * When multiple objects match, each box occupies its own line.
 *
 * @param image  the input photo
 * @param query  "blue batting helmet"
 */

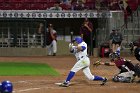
xmin=74 ymin=37 xmax=83 ymax=44
xmin=0 ymin=83 xmax=2 ymax=92
xmin=1 ymin=80 xmax=13 ymax=93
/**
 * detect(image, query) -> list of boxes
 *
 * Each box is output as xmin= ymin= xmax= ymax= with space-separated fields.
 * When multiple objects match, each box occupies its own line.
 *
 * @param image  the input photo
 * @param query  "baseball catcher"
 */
xmin=94 ymin=53 xmax=140 ymax=83
xmin=109 ymin=29 xmax=123 ymax=56
xmin=110 ymin=53 xmax=135 ymax=83
xmin=59 ymin=37 xmax=107 ymax=87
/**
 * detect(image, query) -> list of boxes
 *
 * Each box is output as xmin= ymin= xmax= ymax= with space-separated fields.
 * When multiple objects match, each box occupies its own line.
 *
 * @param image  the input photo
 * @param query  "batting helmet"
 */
xmin=1 ymin=80 xmax=13 ymax=93
xmin=74 ymin=37 xmax=83 ymax=44
xmin=0 ymin=83 xmax=2 ymax=92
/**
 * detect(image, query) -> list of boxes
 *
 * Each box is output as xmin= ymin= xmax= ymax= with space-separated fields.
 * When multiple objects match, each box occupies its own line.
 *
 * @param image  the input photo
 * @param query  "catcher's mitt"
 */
xmin=93 ymin=60 xmax=101 ymax=66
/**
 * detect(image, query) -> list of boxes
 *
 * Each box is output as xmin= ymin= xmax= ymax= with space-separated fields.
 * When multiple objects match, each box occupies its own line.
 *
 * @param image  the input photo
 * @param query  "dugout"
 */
xmin=0 ymin=10 xmax=125 ymax=56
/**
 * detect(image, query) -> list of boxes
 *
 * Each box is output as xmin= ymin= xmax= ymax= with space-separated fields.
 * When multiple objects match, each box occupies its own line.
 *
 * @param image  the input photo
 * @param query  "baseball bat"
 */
xmin=70 ymin=31 xmax=73 ymax=43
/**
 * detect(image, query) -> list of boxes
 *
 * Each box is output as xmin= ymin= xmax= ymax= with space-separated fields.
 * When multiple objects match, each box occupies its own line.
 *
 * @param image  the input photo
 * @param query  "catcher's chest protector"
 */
xmin=124 ymin=61 xmax=135 ymax=71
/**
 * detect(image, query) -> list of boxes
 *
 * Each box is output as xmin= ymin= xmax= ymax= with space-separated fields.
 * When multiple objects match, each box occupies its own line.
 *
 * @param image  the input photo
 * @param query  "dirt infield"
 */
xmin=0 ymin=56 xmax=140 ymax=93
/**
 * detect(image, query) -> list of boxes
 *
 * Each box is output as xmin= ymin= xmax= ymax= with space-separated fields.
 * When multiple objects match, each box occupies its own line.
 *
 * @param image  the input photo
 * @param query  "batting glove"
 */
xmin=69 ymin=43 xmax=73 ymax=49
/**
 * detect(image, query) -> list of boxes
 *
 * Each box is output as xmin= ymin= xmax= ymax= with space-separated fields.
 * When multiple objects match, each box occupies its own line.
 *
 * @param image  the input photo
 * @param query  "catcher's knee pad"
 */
xmin=112 ymin=75 xmax=120 ymax=82
xmin=0 ymin=80 xmax=13 ymax=93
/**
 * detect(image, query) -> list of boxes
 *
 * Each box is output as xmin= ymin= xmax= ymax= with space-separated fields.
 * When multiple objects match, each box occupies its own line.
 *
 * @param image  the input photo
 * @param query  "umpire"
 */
xmin=134 ymin=38 xmax=140 ymax=62
xmin=109 ymin=29 xmax=123 ymax=56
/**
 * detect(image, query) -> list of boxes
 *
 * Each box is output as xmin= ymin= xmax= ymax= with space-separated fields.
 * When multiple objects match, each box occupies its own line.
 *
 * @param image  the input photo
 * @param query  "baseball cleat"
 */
xmin=101 ymin=78 xmax=107 ymax=85
xmin=59 ymin=82 xmax=69 ymax=87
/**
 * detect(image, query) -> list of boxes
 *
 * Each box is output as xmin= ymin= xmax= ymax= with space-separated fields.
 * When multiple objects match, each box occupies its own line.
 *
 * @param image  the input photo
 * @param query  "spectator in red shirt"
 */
xmin=80 ymin=18 xmax=93 ymax=56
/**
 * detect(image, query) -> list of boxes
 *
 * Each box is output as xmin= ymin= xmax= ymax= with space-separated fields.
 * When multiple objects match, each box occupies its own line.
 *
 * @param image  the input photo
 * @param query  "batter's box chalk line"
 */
xmin=12 ymin=80 xmax=64 ymax=93
xmin=13 ymin=86 xmax=64 ymax=93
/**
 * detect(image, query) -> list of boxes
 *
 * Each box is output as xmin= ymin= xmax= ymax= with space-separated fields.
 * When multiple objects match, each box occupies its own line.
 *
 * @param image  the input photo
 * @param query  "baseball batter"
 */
xmin=59 ymin=37 xmax=107 ymax=87
xmin=93 ymin=53 xmax=140 ymax=83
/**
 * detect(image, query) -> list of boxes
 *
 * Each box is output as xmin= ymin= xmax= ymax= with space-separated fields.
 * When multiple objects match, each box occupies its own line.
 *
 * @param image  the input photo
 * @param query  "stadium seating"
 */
xmin=35 ymin=0 xmax=49 ymax=3
xmin=0 ymin=0 xmax=4 ymax=2
xmin=84 ymin=0 xmax=95 ymax=10
xmin=11 ymin=0 xmax=24 ymax=3
xmin=0 ymin=0 xmax=139 ymax=10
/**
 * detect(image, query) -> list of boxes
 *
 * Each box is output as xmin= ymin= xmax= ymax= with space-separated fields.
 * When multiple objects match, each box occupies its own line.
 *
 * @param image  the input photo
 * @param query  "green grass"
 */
xmin=0 ymin=62 xmax=60 ymax=76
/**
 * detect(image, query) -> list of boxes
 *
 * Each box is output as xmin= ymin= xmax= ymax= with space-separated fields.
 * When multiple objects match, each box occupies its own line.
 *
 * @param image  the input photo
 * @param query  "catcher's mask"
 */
xmin=109 ymin=53 xmax=119 ymax=61
xmin=1 ymin=80 xmax=13 ymax=93
xmin=74 ymin=37 xmax=83 ymax=44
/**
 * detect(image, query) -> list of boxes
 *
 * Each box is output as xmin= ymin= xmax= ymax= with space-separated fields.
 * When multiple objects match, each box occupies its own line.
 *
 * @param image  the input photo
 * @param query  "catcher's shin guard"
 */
xmin=112 ymin=75 xmax=134 ymax=83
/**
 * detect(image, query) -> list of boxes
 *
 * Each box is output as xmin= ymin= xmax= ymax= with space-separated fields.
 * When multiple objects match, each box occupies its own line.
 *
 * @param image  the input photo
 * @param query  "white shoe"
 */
xmin=59 ymin=81 xmax=69 ymax=87
xmin=101 ymin=78 xmax=107 ymax=85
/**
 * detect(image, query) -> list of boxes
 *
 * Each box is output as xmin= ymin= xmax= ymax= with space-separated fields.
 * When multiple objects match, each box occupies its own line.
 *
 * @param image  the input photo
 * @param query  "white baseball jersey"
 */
xmin=71 ymin=41 xmax=90 ymax=72
xmin=74 ymin=41 xmax=88 ymax=61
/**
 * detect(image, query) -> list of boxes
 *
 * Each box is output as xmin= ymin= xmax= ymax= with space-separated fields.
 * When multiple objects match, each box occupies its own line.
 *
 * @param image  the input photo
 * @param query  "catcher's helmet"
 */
xmin=74 ymin=37 xmax=83 ymax=44
xmin=1 ymin=80 xmax=13 ymax=93
xmin=109 ymin=53 xmax=119 ymax=60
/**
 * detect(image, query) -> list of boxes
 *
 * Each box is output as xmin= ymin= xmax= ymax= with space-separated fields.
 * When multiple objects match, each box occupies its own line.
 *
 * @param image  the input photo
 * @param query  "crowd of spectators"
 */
xmin=48 ymin=0 xmax=137 ymax=11
xmin=49 ymin=0 xmax=135 ymax=11
xmin=0 ymin=0 xmax=138 ymax=11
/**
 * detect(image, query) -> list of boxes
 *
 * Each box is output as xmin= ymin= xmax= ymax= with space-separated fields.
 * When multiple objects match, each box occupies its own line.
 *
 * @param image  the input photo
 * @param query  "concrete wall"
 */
xmin=0 ymin=40 xmax=70 ymax=56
